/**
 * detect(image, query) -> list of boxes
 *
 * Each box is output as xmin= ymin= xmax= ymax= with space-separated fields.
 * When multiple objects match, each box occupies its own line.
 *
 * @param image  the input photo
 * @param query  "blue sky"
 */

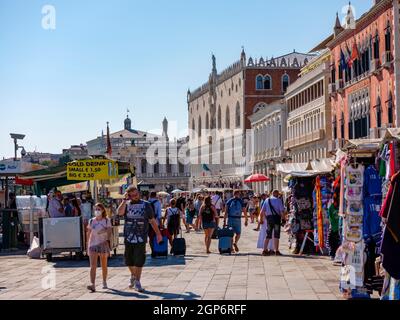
xmin=0 ymin=0 xmax=371 ymax=159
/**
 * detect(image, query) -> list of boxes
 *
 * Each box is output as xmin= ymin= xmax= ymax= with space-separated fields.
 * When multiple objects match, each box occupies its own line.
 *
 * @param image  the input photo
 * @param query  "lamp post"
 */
xmin=269 ymin=159 xmax=275 ymax=191
xmin=10 ymin=133 xmax=26 ymax=161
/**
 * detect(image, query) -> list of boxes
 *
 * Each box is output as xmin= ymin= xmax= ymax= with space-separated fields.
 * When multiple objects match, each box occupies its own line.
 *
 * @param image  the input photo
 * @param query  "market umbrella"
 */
xmin=171 ymin=189 xmax=183 ymax=194
xmin=157 ymin=191 xmax=169 ymax=197
xmin=244 ymin=174 xmax=270 ymax=183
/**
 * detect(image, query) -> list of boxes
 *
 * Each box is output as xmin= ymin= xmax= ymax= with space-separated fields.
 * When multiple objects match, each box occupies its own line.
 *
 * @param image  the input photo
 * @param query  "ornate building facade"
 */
xmin=311 ymin=1 xmax=397 ymax=153
xmin=249 ymin=100 xmax=287 ymax=193
xmin=284 ymin=50 xmax=332 ymax=163
xmin=187 ymin=49 xmax=314 ymax=189
xmin=87 ymin=115 xmax=190 ymax=192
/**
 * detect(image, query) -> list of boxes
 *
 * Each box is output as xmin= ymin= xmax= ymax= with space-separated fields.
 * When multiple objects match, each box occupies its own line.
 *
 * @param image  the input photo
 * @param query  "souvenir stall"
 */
xmin=336 ymin=139 xmax=386 ymax=299
xmin=379 ymin=128 xmax=400 ymax=300
xmin=16 ymin=159 xmax=133 ymax=261
xmin=277 ymin=160 xmax=335 ymax=255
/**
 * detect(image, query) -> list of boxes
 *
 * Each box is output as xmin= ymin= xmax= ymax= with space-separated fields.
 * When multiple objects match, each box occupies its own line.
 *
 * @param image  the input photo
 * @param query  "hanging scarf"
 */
xmin=315 ymin=176 xmax=324 ymax=248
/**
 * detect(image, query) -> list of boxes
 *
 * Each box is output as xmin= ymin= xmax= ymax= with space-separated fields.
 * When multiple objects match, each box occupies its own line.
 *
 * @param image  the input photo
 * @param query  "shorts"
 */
xmin=266 ymin=216 xmax=281 ymax=239
xmin=88 ymin=241 xmax=110 ymax=255
xmin=228 ymin=218 xmax=242 ymax=235
xmin=167 ymin=220 xmax=180 ymax=236
xmin=203 ymin=221 xmax=216 ymax=230
xmin=124 ymin=242 xmax=146 ymax=268
xmin=186 ymin=214 xmax=195 ymax=225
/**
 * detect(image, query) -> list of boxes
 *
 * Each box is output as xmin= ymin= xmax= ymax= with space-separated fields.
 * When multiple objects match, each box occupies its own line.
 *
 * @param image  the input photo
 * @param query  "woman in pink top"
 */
xmin=86 ymin=203 xmax=112 ymax=292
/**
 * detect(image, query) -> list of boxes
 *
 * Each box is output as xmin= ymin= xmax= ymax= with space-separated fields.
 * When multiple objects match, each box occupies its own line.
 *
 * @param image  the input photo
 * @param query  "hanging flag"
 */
xmin=340 ymin=48 xmax=347 ymax=71
xmin=348 ymin=40 xmax=360 ymax=68
xmin=106 ymin=122 xmax=112 ymax=156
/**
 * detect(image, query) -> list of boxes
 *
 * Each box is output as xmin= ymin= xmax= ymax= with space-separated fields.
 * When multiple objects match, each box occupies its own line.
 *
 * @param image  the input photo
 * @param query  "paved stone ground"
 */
xmin=0 ymin=221 xmax=343 ymax=300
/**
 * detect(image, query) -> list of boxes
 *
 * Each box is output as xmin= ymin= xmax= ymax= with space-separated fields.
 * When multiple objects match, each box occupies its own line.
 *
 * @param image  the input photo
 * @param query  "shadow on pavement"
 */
xmin=103 ymin=288 xmax=201 ymax=300
xmin=104 ymin=288 xmax=149 ymax=299
xmin=144 ymin=290 xmax=201 ymax=300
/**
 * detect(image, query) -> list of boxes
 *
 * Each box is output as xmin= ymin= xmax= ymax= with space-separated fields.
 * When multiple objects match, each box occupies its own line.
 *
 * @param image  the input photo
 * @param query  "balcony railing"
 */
xmin=284 ymin=129 xmax=325 ymax=150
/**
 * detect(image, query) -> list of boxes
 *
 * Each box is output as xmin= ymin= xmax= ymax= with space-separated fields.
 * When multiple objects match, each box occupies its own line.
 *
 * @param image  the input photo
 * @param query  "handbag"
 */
xmin=268 ymin=199 xmax=282 ymax=225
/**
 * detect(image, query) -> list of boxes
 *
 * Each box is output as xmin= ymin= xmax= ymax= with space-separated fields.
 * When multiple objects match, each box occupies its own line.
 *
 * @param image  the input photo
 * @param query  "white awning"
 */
xmin=277 ymin=158 xmax=335 ymax=176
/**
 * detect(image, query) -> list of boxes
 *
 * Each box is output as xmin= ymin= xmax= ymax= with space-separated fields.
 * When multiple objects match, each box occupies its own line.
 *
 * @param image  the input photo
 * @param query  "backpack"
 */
xmin=228 ymin=198 xmax=242 ymax=218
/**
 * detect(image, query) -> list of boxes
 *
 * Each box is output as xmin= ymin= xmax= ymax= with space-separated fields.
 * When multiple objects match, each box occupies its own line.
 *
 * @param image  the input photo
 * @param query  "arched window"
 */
xmin=217 ymin=105 xmax=222 ymax=130
xmin=264 ymin=75 xmax=272 ymax=90
xmin=340 ymin=112 xmax=345 ymax=138
xmin=385 ymin=21 xmax=391 ymax=52
xmin=179 ymin=161 xmax=185 ymax=174
xmin=192 ymin=119 xmax=195 ymax=138
xmin=226 ymin=107 xmax=230 ymax=129
xmin=282 ymin=74 xmax=290 ymax=92
xmin=376 ymin=97 xmax=382 ymax=128
xmin=198 ymin=116 xmax=202 ymax=137
xmin=206 ymin=112 xmax=210 ymax=130
xmin=388 ymin=92 xmax=394 ymax=124
xmin=373 ymin=30 xmax=380 ymax=60
xmin=154 ymin=162 xmax=159 ymax=174
xmin=256 ymin=75 xmax=263 ymax=90
xmin=141 ymin=159 xmax=147 ymax=174
xmin=235 ymin=102 xmax=241 ymax=128
xmin=166 ymin=158 xmax=171 ymax=174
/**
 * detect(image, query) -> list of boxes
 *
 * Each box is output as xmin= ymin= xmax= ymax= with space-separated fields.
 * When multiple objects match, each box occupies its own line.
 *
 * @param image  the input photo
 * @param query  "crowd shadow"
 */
xmin=103 ymin=288 xmax=201 ymax=300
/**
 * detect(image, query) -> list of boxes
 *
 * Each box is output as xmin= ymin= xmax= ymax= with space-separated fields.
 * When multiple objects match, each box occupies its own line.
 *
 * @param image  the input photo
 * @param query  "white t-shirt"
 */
xmin=88 ymin=217 xmax=112 ymax=247
xmin=211 ymin=195 xmax=224 ymax=210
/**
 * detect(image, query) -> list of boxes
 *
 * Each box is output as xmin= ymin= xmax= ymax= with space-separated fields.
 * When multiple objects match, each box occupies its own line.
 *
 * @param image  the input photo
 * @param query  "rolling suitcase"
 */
xmin=152 ymin=228 xmax=168 ymax=258
xmin=172 ymin=228 xmax=186 ymax=256
xmin=218 ymin=227 xmax=234 ymax=255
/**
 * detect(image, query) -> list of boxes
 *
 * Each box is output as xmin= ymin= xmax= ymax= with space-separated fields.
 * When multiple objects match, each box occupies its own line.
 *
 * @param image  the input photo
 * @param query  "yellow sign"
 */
xmin=67 ymin=160 xmax=118 ymax=181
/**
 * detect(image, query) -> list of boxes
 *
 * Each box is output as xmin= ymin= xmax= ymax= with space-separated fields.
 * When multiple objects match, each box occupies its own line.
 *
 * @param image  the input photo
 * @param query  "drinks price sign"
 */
xmin=67 ymin=160 xmax=118 ymax=181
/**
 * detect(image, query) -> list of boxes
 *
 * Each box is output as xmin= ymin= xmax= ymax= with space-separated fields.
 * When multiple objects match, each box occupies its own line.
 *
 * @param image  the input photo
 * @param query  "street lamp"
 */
xmin=10 ymin=133 xmax=26 ymax=160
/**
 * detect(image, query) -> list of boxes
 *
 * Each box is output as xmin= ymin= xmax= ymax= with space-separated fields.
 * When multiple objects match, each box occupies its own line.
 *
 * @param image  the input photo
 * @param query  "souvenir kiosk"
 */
xmin=337 ymin=138 xmax=386 ymax=299
xmin=17 ymin=159 xmax=133 ymax=261
xmin=277 ymin=159 xmax=335 ymax=255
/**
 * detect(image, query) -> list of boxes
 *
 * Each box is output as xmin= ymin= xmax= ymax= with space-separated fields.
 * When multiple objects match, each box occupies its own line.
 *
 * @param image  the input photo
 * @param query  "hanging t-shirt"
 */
xmin=363 ymin=195 xmax=382 ymax=241
xmin=363 ymin=165 xmax=382 ymax=197
xmin=328 ymin=204 xmax=339 ymax=233
xmin=346 ymin=164 xmax=364 ymax=187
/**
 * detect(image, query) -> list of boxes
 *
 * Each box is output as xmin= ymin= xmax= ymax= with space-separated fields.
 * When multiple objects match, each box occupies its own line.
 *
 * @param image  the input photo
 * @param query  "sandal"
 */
xmin=87 ymin=284 xmax=96 ymax=292
xmin=275 ymin=251 xmax=283 ymax=256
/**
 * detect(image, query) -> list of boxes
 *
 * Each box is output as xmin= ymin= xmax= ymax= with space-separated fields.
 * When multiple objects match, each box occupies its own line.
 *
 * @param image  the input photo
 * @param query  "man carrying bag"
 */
xmin=260 ymin=190 xmax=285 ymax=256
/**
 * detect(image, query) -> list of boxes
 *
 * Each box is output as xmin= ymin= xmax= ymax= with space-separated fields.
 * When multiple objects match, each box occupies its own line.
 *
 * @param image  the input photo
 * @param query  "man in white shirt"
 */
xmin=211 ymin=192 xmax=224 ymax=227
xmin=48 ymin=191 xmax=65 ymax=218
xmin=260 ymin=190 xmax=285 ymax=256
